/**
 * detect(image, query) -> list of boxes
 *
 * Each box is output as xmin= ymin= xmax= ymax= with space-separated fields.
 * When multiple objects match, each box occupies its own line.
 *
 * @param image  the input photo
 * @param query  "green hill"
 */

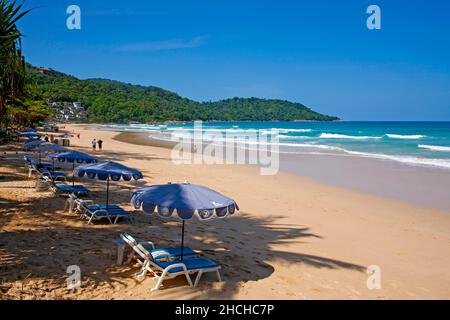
xmin=27 ymin=65 xmax=339 ymax=123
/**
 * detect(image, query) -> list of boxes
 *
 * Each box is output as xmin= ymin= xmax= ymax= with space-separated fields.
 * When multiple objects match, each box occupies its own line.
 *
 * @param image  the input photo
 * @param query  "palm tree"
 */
xmin=0 ymin=0 xmax=29 ymax=128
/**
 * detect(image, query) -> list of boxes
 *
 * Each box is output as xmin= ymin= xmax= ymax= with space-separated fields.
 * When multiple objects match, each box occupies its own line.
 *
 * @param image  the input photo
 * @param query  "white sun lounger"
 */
xmin=118 ymin=232 xmax=197 ymax=265
xmin=121 ymin=233 xmax=221 ymax=292
xmin=75 ymin=198 xmax=133 ymax=224
xmin=39 ymin=168 xmax=67 ymax=182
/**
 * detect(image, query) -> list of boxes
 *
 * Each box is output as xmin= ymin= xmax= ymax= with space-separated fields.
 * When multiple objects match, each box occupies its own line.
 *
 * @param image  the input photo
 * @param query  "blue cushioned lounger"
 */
xmin=81 ymin=205 xmax=133 ymax=224
xmin=155 ymin=258 xmax=218 ymax=273
xmin=55 ymin=183 xmax=90 ymax=195
xmin=151 ymin=247 xmax=196 ymax=258
xmin=119 ymin=233 xmax=221 ymax=291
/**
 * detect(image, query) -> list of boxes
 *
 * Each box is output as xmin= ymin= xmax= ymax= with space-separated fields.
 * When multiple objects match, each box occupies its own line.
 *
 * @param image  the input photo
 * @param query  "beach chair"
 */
xmin=121 ymin=233 xmax=220 ymax=291
xmin=23 ymin=154 xmax=52 ymax=170
xmin=75 ymin=199 xmax=133 ymax=224
xmin=53 ymin=183 xmax=90 ymax=196
xmin=39 ymin=176 xmax=90 ymax=197
xmin=65 ymin=194 xmax=97 ymax=214
xmin=119 ymin=232 xmax=197 ymax=265
xmin=39 ymin=168 xmax=67 ymax=182
xmin=26 ymin=162 xmax=39 ymax=178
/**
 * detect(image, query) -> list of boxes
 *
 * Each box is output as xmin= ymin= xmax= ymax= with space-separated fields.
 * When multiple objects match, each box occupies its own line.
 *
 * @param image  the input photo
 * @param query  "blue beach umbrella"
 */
xmin=20 ymin=131 xmax=40 ymax=138
xmin=130 ymin=183 xmax=239 ymax=259
xmin=74 ymin=161 xmax=143 ymax=207
xmin=48 ymin=151 xmax=98 ymax=186
xmin=56 ymin=133 xmax=73 ymax=138
xmin=23 ymin=139 xmax=45 ymax=150
xmin=32 ymin=143 xmax=68 ymax=162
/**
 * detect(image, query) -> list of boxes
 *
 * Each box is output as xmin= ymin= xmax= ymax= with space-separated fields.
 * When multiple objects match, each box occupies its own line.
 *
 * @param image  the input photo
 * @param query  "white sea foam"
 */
xmin=152 ymin=132 xmax=450 ymax=169
xmin=167 ymin=127 xmax=259 ymax=134
xmin=418 ymin=144 xmax=450 ymax=152
xmin=212 ymin=139 xmax=450 ymax=169
xmin=386 ymin=134 xmax=426 ymax=139
xmin=277 ymin=134 xmax=310 ymax=139
xmin=270 ymin=128 xmax=312 ymax=133
xmin=341 ymin=150 xmax=450 ymax=169
xmin=319 ymin=133 xmax=382 ymax=140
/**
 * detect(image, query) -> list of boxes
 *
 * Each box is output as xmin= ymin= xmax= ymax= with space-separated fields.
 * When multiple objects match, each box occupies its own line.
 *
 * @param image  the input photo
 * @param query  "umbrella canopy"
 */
xmin=131 ymin=183 xmax=239 ymax=220
xmin=56 ymin=133 xmax=73 ymax=138
xmin=74 ymin=161 xmax=143 ymax=207
xmin=48 ymin=151 xmax=98 ymax=186
xmin=131 ymin=183 xmax=239 ymax=258
xmin=23 ymin=139 xmax=45 ymax=150
xmin=20 ymin=131 xmax=40 ymax=137
xmin=33 ymin=143 xmax=68 ymax=153
xmin=74 ymin=161 xmax=143 ymax=181
xmin=32 ymin=143 xmax=68 ymax=162
xmin=48 ymin=151 xmax=97 ymax=164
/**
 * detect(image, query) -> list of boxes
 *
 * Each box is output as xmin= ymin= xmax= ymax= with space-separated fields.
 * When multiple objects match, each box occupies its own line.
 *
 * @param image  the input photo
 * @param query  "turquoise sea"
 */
xmin=104 ymin=121 xmax=450 ymax=170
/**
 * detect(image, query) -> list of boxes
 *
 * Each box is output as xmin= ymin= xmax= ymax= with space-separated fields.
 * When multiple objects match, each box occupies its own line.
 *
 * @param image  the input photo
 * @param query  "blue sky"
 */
xmin=18 ymin=0 xmax=450 ymax=120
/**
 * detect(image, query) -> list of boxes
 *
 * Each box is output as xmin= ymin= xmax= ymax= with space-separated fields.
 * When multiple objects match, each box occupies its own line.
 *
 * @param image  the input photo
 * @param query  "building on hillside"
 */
xmin=37 ymin=67 xmax=53 ymax=75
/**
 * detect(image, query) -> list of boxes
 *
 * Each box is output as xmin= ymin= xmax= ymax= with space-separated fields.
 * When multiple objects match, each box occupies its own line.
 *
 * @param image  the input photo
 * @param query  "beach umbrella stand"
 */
xmin=32 ymin=143 xmax=68 ymax=164
xmin=48 ymin=151 xmax=98 ymax=186
xmin=131 ymin=183 xmax=239 ymax=259
xmin=74 ymin=161 xmax=143 ymax=208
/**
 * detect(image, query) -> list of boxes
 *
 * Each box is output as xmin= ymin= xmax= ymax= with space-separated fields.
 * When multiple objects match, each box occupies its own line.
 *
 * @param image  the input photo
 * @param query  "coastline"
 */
xmin=1 ymin=123 xmax=450 ymax=299
xmin=113 ymin=130 xmax=450 ymax=212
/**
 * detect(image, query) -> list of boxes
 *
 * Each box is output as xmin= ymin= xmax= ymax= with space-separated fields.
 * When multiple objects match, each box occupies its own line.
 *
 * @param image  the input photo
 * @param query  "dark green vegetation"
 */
xmin=1 ymin=0 xmax=336 ymax=128
xmin=0 ymin=1 xmax=50 ymax=131
xmin=28 ymin=65 xmax=338 ymax=123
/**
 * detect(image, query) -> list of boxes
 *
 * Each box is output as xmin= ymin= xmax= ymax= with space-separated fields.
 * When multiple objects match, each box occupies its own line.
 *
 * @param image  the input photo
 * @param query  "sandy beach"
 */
xmin=1 ymin=123 xmax=450 ymax=300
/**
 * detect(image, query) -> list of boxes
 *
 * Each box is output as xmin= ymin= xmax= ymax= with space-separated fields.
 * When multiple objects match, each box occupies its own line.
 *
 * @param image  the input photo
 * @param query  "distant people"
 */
xmin=91 ymin=138 xmax=97 ymax=150
xmin=44 ymin=135 xmax=49 ymax=142
xmin=50 ymin=134 xmax=54 ymax=143
xmin=97 ymin=139 xmax=103 ymax=150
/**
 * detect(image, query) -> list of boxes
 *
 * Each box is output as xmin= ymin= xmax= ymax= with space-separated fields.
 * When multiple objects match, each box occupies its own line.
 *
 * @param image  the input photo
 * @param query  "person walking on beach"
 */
xmin=91 ymin=138 xmax=97 ymax=151
xmin=97 ymin=139 xmax=103 ymax=151
xmin=44 ymin=134 xmax=49 ymax=142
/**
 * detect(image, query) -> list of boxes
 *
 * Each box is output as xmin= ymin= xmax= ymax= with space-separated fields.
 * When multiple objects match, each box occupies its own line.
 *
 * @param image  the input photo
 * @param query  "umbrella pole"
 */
xmin=72 ymin=161 xmax=75 ymax=187
xmin=181 ymin=220 xmax=185 ymax=260
xmin=52 ymin=158 xmax=55 ymax=172
xmin=106 ymin=176 xmax=109 ymax=209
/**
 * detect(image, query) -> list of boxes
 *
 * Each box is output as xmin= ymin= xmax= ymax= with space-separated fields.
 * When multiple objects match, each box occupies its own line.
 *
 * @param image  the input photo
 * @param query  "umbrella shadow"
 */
xmin=0 ymin=186 xmax=365 ymax=299
xmin=125 ymin=212 xmax=365 ymax=299
xmin=0 ymin=191 xmax=143 ymax=299
xmin=0 ymin=146 xmax=365 ymax=299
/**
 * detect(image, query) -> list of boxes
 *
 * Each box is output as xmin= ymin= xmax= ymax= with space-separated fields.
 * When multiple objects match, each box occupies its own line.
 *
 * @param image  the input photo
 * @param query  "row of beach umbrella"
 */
xmin=21 ymin=130 xmax=239 ymax=258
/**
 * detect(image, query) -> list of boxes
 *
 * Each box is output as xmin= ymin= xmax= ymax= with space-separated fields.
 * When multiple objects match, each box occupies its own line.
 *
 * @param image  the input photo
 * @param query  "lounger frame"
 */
xmin=75 ymin=198 xmax=133 ymax=224
xmin=121 ymin=233 xmax=221 ymax=292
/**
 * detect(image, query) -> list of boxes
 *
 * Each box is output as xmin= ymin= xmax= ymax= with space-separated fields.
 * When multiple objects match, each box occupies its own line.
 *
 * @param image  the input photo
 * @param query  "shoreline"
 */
xmin=1 ymin=123 xmax=450 ymax=299
xmin=113 ymin=130 xmax=450 ymax=212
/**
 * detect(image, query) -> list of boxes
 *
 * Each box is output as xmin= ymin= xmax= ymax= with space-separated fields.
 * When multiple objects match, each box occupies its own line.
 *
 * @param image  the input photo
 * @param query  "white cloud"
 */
xmin=117 ymin=35 xmax=208 ymax=52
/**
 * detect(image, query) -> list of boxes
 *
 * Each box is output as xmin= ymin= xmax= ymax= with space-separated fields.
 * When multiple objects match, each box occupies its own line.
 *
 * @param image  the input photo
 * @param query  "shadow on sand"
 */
xmin=0 ymin=142 xmax=365 ymax=299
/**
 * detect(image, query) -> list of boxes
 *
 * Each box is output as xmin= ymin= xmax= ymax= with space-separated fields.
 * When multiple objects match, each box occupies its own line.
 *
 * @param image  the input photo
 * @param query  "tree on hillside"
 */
xmin=0 ymin=0 xmax=30 ymax=128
